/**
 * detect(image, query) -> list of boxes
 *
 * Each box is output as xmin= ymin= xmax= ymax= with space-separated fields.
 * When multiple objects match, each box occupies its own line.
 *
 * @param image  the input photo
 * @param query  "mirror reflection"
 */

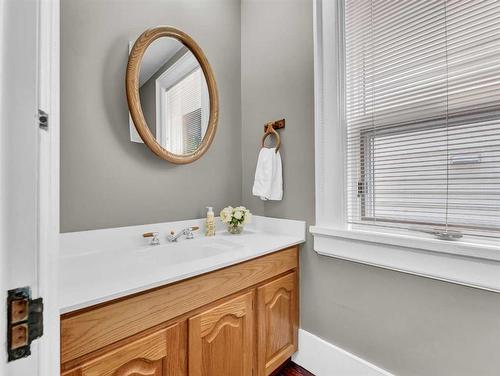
xmin=135 ymin=37 xmax=210 ymax=155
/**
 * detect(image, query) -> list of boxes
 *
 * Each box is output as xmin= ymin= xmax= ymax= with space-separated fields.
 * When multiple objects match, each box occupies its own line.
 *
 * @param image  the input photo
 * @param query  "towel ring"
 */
xmin=261 ymin=122 xmax=281 ymax=152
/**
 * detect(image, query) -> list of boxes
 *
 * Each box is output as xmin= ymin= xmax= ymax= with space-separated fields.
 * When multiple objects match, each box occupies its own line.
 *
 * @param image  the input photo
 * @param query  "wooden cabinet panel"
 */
xmin=62 ymin=322 xmax=185 ymax=376
xmin=188 ymin=291 xmax=254 ymax=376
xmin=257 ymin=272 xmax=298 ymax=376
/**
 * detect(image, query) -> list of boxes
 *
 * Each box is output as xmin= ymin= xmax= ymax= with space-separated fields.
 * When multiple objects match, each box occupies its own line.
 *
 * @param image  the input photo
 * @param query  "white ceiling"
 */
xmin=134 ymin=37 xmax=184 ymax=86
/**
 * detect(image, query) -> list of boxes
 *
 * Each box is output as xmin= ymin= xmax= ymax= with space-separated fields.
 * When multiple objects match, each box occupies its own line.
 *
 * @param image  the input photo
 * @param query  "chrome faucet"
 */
xmin=167 ymin=226 xmax=199 ymax=242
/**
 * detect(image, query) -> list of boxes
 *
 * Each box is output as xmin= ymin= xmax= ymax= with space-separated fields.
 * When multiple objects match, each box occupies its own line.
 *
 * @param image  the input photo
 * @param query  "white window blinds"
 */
xmin=344 ymin=0 xmax=500 ymax=238
xmin=165 ymin=68 xmax=203 ymax=154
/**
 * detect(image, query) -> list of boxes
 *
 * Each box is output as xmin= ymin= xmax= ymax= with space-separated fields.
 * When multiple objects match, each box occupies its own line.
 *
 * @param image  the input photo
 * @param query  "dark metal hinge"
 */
xmin=357 ymin=181 xmax=364 ymax=197
xmin=7 ymin=287 xmax=44 ymax=361
xmin=38 ymin=109 xmax=48 ymax=129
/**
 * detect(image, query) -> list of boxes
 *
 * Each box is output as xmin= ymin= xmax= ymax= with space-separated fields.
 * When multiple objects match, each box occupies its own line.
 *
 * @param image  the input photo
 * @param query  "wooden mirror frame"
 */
xmin=126 ymin=26 xmax=219 ymax=164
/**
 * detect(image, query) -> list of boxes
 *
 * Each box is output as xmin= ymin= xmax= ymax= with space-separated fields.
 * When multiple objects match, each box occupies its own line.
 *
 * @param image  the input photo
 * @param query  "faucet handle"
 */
xmin=167 ymin=230 xmax=177 ymax=242
xmin=185 ymin=226 xmax=199 ymax=239
xmin=143 ymin=232 xmax=160 ymax=245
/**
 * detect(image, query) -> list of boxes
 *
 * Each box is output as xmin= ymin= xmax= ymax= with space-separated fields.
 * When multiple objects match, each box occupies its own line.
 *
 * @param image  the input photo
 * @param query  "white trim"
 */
xmin=313 ymin=0 xmax=346 ymax=229
xmin=311 ymin=228 xmax=500 ymax=293
xmin=0 ymin=0 xmax=6 ymax=372
xmin=293 ymin=329 xmax=394 ymax=376
xmin=37 ymin=0 xmax=60 ymax=375
xmin=311 ymin=226 xmax=500 ymax=262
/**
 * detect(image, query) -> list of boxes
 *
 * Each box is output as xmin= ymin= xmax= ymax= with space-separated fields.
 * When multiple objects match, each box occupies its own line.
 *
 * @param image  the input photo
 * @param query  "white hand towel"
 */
xmin=252 ymin=147 xmax=283 ymax=201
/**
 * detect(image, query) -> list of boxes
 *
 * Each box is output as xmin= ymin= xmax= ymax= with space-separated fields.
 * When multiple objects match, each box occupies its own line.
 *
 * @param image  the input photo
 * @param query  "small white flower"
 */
xmin=234 ymin=210 xmax=243 ymax=220
xmin=243 ymin=212 xmax=252 ymax=224
xmin=219 ymin=210 xmax=227 ymax=223
xmin=220 ymin=206 xmax=233 ymax=223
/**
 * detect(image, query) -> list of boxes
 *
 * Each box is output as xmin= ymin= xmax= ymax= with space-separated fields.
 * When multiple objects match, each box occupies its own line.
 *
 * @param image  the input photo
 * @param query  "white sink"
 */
xmin=134 ymin=238 xmax=243 ymax=265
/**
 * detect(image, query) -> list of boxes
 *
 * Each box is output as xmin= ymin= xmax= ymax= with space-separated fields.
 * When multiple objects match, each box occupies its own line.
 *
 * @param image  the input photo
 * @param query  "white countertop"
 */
xmin=59 ymin=216 xmax=306 ymax=314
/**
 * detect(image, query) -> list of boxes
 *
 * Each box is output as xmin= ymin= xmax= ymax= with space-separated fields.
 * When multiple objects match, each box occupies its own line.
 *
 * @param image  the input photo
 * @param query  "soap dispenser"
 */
xmin=205 ymin=207 xmax=216 ymax=236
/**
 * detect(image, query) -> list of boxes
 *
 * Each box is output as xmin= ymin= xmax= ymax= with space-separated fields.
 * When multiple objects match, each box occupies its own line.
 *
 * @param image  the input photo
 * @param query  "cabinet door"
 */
xmin=188 ymin=291 xmax=254 ymax=376
xmin=257 ymin=272 xmax=298 ymax=376
xmin=62 ymin=322 xmax=186 ymax=376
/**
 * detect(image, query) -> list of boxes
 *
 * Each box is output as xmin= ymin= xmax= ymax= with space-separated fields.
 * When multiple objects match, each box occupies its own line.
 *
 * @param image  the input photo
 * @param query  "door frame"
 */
xmin=38 ymin=0 xmax=60 ymax=375
xmin=0 ymin=0 xmax=59 ymax=374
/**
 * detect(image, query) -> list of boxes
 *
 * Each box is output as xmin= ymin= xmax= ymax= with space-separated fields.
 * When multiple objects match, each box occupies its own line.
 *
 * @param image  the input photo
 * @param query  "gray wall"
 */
xmin=240 ymin=1 xmax=500 ymax=376
xmin=61 ymin=0 xmax=241 ymax=232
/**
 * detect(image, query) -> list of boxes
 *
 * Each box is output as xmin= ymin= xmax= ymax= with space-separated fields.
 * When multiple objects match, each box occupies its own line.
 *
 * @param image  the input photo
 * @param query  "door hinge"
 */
xmin=38 ymin=109 xmax=48 ymax=129
xmin=357 ymin=181 xmax=364 ymax=197
xmin=7 ymin=287 xmax=43 ymax=361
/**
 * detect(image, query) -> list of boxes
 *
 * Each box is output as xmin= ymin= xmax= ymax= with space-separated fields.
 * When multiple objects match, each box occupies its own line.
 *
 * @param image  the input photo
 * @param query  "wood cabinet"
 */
xmin=61 ymin=323 xmax=186 ymax=376
xmin=189 ymin=291 xmax=254 ymax=376
xmin=257 ymin=272 xmax=298 ymax=376
xmin=60 ymin=247 xmax=299 ymax=376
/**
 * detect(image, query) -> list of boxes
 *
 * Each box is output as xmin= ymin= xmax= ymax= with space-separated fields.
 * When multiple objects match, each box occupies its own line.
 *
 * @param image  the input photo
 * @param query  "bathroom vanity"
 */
xmin=59 ymin=21 xmax=305 ymax=375
xmin=60 ymin=25 xmax=306 ymax=375
xmin=59 ymin=217 xmax=305 ymax=376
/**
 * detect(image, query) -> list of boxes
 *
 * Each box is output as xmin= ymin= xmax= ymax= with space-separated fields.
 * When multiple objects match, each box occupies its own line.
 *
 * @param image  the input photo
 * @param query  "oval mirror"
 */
xmin=126 ymin=27 xmax=218 ymax=164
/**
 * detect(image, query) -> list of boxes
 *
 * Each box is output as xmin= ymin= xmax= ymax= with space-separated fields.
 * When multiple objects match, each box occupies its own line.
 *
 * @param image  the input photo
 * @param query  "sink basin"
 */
xmin=134 ymin=237 xmax=244 ymax=265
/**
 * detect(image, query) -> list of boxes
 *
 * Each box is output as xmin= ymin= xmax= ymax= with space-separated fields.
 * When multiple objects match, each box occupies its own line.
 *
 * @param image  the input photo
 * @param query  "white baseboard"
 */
xmin=292 ymin=329 xmax=395 ymax=376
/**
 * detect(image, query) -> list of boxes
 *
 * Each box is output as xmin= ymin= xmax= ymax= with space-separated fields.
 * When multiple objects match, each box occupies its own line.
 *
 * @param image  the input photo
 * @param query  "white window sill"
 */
xmin=311 ymin=225 xmax=500 ymax=261
xmin=310 ymin=225 xmax=500 ymax=293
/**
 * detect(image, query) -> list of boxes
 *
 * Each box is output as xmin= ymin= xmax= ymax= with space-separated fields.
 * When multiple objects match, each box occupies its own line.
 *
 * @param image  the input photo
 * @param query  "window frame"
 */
xmin=312 ymin=0 xmax=500 ymax=292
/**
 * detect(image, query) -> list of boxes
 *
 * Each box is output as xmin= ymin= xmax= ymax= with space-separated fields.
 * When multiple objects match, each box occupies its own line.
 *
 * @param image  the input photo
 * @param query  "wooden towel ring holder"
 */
xmin=261 ymin=119 xmax=285 ymax=152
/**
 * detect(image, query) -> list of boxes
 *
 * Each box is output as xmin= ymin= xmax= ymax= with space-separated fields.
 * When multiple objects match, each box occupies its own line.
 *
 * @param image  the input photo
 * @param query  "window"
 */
xmin=344 ymin=0 xmax=500 ymax=239
xmin=312 ymin=0 xmax=500 ymax=292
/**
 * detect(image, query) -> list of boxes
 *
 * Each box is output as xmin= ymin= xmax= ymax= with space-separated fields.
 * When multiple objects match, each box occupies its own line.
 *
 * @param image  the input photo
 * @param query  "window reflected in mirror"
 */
xmin=131 ymin=36 xmax=209 ymax=155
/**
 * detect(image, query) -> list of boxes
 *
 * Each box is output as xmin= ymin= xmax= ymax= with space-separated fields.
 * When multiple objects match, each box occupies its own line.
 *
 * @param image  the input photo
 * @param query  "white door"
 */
xmin=0 ymin=0 xmax=60 ymax=375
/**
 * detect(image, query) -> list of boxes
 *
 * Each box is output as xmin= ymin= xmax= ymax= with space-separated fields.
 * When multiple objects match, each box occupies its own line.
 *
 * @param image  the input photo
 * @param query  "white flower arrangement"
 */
xmin=220 ymin=206 xmax=252 ymax=228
